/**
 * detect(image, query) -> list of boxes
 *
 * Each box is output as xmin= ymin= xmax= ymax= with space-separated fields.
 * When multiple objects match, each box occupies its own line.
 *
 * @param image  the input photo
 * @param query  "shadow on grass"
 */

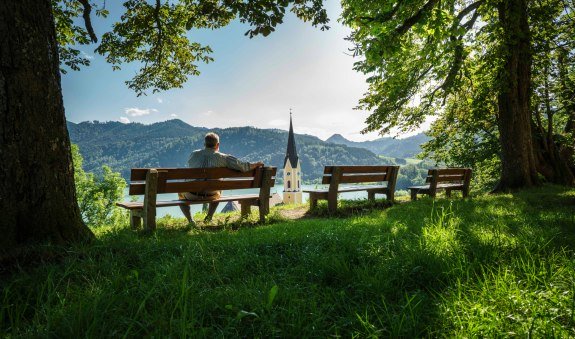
xmin=305 ymin=198 xmax=394 ymax=219
xmin=2 ymin=185 xmax=574 ymax=337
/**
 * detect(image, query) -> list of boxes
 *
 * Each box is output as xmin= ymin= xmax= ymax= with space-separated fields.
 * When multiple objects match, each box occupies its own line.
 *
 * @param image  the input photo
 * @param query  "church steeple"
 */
xmin=284 ymin=110 xmax=299 ymax=168
xmin=282 ymin=109 xmax=302 ymax=205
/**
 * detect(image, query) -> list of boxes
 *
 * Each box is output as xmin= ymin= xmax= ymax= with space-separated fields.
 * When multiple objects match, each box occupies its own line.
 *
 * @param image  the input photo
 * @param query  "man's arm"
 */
xmin=249 ymin=161 xmax=264 ymax=170
xmin=224 ymin=154 xmax=263 ymax=172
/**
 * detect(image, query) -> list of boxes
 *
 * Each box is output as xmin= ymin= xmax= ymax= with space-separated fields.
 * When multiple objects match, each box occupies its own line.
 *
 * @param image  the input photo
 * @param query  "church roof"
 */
xmin=283 ymin=114 xmax=299 ymax=168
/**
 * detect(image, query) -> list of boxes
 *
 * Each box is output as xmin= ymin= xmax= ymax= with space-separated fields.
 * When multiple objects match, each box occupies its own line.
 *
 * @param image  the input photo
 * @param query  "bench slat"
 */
xmin=337 ymin=174 xmax=389 ymax=184
xmin=130 ymin=167 xmax=276 ymax=181
xmin=117 ymin=194 xmax=261 ymax=210
xmin=129 ymin=179 xmax=266 ymax=195
xmin=432 ymin=168 xmax=468 ymax=175
xmin=323 ymin=165 xmax=395 ymax=174
xmin=409 ymin=183 xmax=464 ymax=190
xmin=304 ymin=184 xmax=388 ymax=194
xmin=436 ymin=174 xmax=465 ymax=182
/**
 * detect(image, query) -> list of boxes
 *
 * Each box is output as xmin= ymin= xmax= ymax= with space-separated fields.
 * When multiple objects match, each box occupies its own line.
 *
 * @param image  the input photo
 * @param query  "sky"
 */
xmin=61 ymin=0 xmax=420 ymax=142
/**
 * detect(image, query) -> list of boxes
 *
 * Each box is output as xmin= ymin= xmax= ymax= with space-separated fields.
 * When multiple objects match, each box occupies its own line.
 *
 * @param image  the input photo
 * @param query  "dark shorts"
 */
xmin=178 ymin=191 xmax=222 ymax=201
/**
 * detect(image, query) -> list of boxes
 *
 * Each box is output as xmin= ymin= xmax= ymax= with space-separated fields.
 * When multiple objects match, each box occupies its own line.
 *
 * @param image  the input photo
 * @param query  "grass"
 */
xmin=1 ymin=185 xmax=575 ymax=337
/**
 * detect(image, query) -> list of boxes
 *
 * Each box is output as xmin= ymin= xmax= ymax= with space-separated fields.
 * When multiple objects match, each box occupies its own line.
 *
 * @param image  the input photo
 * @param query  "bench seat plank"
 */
xmin=116 ymin=194 xmax=261 ymax=210
xmin=304 ymin=184 xmax=389 ymax=194
xmin=408 ymin=183 xmax=465 ymax=190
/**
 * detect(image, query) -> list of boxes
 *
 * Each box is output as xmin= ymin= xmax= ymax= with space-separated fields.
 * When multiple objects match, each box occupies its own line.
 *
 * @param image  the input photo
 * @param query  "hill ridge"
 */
xmin=325 ymin=132 xmax=429 ymax=158
xmin=68 ymin=119 xmax=388 ymax=182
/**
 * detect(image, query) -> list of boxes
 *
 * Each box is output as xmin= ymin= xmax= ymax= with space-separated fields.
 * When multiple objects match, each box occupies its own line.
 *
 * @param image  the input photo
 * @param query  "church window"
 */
xmin=286 ymin=172 xmax=291 ymax=176
xmin=288 ymin=181 xmax=291 ymax=188
xmin=298 ymin=180 xmax=300 ymax=188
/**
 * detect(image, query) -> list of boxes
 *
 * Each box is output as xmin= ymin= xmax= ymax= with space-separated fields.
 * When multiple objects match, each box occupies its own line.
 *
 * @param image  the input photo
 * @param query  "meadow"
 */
xmin=1 ymin=185 xmax=574 ymax=337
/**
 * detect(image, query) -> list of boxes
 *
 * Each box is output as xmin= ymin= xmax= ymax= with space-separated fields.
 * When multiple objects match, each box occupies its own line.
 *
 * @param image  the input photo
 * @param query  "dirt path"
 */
xmin=277 ymin=206 xmax=309 ymax=220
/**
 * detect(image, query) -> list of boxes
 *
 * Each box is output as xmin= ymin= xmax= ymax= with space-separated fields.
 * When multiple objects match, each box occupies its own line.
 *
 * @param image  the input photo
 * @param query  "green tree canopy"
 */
xmin=55 ymin=0 xmax=329 ymax=95
xmin=341 ymin=0 xmax=575 ymax=189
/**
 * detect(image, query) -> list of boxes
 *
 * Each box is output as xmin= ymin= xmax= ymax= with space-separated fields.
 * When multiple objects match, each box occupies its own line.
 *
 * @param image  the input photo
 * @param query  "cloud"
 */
xmin=201 ymin=110 xmax=214 ymax=116
xmin=124 ymin=107 xmax=158 ymax=117
xmin=119 ymin=117 xmax=130 ymax=124
xmin=157 ymin=97 xmax=163 ymax=103
xmin=81 ymin=51 xmax=94 ymax=60
xmin=170 ymin=113 xmax=178 ymax=118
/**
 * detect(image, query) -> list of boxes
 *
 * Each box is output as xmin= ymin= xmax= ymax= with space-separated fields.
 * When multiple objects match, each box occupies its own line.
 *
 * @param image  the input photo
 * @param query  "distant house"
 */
xmin=269 ymin=193 xmax=283 ymax=207
xmin=221 ymin=193 xmax=283 ymax=213
xmin=221 ymin=201 xmax=241 ymax=213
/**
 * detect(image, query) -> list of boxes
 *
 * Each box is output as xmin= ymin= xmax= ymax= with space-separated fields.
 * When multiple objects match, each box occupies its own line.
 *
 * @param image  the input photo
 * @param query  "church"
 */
xmin=283 ymin=113 xmax=303 ymax=204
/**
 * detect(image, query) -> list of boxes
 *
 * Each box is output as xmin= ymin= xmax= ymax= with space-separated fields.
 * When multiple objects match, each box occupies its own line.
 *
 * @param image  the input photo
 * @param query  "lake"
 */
xmin=123 ymin=184 xmax=371 ymax=218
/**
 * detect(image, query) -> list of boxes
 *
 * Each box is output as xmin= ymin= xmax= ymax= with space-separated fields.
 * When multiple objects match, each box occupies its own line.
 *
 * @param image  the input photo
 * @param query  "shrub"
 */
xmin=72 ymin=144 xmax=126 ymax=227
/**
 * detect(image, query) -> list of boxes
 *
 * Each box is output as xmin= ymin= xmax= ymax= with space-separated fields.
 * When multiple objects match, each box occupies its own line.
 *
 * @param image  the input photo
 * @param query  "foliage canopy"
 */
xmin=54 ymin=0 xmax=329 ymax=95
xmin=341 ymin=0 xmax=575 ymax=188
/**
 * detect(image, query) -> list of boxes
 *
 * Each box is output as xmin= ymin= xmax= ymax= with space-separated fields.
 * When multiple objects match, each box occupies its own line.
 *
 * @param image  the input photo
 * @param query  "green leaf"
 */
xmin=267 ymin=285 xmax=279 ymax=308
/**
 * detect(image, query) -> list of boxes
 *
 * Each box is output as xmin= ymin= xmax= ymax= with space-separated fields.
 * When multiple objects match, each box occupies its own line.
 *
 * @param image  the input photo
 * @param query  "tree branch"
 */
xmin=395 ymin=0 xmax=440 ymax=35
xmin=77 ymin=0 xmax=98 ymax=43
xmin=455 ymin=0 xmax=484 ymax=25
xmin=153 ymin=0 xmax=164 ymax=65
xmin=437 ymin=3 xmax=482 ymax=101
xmin=357 ymin=2 xmax=402 ymax=24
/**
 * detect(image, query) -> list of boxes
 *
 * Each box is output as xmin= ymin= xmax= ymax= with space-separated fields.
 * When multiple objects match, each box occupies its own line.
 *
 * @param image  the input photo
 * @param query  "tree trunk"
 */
xmin=494 ymin=0 xmax=539 ymax=191
xmin=0 ymin=0 xmax=94 ymax=259
xmin=557 ymin=48 xmax=575 ymax=174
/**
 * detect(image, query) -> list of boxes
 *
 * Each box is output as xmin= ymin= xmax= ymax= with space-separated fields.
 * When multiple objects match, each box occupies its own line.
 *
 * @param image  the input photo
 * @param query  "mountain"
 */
xmin=67 ymin=119 xmax=389 ymax=182
xmin=325 ymin=133 xmax=430 ymax=158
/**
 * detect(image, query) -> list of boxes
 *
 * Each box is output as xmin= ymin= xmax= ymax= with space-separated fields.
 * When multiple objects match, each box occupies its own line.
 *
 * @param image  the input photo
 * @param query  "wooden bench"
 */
xmin=303 ymin=165 xmax=399 ymax=213
xmin=117 ymin=166 xmax=277 ymax=231
xmin=408 ymin=168 xmax=472 ymax=200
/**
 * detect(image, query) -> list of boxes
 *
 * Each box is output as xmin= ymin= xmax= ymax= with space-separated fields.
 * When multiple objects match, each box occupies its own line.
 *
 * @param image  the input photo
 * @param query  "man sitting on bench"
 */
xmin=179 ymin=132 xmax=263 ymax=225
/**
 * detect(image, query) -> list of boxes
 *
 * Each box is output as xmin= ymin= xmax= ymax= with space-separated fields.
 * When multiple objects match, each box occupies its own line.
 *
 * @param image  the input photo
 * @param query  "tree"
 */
xmin=341 ymin=0 xmax=574 ymax=190
xmin=0 ymin=0 xmax=329 ymax=258
xmin=72 ymin=144 xmax=126 ymax=227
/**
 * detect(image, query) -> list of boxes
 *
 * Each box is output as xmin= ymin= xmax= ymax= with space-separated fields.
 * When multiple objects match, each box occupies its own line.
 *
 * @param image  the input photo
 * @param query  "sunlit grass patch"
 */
xmin=438 ymin=248 xmax=575 ymax=337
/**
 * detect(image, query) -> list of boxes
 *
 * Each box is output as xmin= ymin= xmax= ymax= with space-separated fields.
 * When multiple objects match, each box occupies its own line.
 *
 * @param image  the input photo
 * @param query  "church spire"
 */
xmin=284 ymin=109 xmax=299 ymax=168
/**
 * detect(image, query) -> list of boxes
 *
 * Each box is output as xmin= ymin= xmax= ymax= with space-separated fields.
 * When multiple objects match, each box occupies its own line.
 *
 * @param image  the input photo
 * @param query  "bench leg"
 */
xmin=143 ymin=214 xmax=156 ymax=233
xmin=258 ymin=205 xmax=267 ymax=223
xmin=410 ymin=189 xmax=418 ymax=201
xmin=309 ymin=194 xmax=318 ymax=209
xmin=463 ymin=187 xmax=470 ymax=198
xmin=328 ymin=196 xmax=337 ymax=213
xmin=445 ymin=189 xmax=452 ymax=198
xmin=240 ymin=201 xmax=251 ymax=219
xmin=258 ymin=199 xmax=269 ymax=224
xmin=368 ymin=191 xmax=375 ymax=201
xmin=130 ymin=210 xmax=142 ymax=229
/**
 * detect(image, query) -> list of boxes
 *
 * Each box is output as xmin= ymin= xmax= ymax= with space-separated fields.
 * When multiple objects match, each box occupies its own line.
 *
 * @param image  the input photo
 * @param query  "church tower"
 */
xmin=283 ymin=111 xmax=303 ymax=204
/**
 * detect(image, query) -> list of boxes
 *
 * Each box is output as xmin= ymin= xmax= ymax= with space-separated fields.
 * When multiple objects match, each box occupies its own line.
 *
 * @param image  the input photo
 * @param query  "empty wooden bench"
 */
xmin=117 ymin=166 xmax=277 ymax=231
xmin=303 ymin=165 xmax=399 ymax=213
xmin=408 ymin=168 xmax=472 ymax=200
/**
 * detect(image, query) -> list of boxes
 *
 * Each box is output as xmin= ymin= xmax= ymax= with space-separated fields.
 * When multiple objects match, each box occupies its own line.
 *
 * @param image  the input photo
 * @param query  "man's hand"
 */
xmin=250 ymin=161 xmax=264 ymax=170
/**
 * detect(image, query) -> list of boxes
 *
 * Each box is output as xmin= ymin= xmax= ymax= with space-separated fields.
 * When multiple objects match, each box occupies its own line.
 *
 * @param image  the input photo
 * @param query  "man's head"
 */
xmin=204 ymin=132 xmax=220 ymax=149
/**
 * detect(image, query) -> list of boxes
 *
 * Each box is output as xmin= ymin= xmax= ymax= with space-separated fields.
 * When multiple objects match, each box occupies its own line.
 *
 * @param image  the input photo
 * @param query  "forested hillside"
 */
xmin=326 ymin=133 xmax=429 ymax=158
xmin=68 ymin=119 xmax=394 ymax=182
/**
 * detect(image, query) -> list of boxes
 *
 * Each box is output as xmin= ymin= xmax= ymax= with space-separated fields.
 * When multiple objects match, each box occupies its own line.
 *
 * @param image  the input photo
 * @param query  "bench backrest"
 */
xmin=321 ymin=165 xmax=399 ymax=186
xmin=425 ymin=168 xmax=472 ymax=190
xmin=128 ymin=167 xmax=277 ymax=195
